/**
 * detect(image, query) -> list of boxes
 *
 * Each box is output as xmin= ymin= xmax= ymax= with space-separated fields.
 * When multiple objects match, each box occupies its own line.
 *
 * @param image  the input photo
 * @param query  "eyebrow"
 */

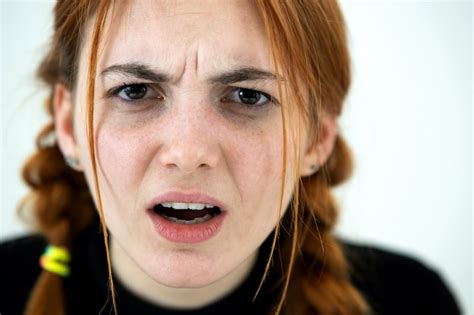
xmin=208 ymin=67 xmax=277 ymax=85
xmin=100 ymin=63 xmax=170 ymax=82
xmin=100 ymin=62 xmax=278 ymax=84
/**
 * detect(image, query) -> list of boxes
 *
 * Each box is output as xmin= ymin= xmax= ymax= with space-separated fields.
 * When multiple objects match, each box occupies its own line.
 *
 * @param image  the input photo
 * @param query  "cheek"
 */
xmin=86 ymin=119 xmax=154 ymax=224
xmin=99 ymin=130 xmax=146 ymax=165
xmin=224 ymin=127 xmax=285 ymax=223
xmin=234 ymin=136 xmax=281 ymax=190
xmin=227 ymin=126 xmax=299 ymax=232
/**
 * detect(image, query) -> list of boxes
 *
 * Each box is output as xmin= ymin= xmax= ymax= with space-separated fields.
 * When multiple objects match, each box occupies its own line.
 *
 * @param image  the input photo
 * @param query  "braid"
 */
xmin=19 ymin=95 xmax=95 ymax=315
xmin=275 ymin=135 xmax=371 ymax=315
xmin=299 ymin=135 xmax=371 ymax=314
xmin=17 ymin=1 xmax=101 ymax=313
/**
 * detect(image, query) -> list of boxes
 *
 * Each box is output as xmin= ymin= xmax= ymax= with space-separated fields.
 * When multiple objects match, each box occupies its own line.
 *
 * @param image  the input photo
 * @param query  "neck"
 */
xmin=110 ymin=237 xmax=258 ymax=310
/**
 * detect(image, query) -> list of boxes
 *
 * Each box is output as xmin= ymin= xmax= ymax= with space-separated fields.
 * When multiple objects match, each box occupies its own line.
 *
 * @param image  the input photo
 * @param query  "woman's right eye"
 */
xmin=110 ymin=83 xmax=163 ymax=103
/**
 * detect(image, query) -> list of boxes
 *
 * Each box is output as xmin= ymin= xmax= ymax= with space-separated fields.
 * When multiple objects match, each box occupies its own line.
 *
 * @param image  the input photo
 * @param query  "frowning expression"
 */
xmin=70 ymin=0 xmax=308 ymax=288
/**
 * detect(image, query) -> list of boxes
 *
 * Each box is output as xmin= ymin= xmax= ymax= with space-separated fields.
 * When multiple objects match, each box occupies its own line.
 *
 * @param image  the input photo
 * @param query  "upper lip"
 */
xmin=147 ymin=191 xmax=228 ymax=211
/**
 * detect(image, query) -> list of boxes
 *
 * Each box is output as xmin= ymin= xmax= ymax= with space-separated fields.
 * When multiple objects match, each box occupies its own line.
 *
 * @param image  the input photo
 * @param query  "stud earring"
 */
xmin=65 ymin=155 xmax=80 ymax=170
xmin=310 ymin=164 xmax=319 ymax=174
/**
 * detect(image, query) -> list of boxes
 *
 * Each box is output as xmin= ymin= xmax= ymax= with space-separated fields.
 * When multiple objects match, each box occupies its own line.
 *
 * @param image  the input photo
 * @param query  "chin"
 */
xmin=156 ymin=277 xmax=214 ymax=289
xmin=143 ymin=255 xmax=222 ymax=288
xmin=150 ymin=270 xmax=218 ymax=288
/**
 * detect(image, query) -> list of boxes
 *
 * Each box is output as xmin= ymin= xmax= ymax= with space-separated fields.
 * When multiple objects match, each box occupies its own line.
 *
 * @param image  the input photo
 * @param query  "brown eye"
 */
xmin=238 ymin=89 xmax=261 ymax=104
xmin=223 ymin=88 xmax=271 ymax=107
xmin=109 ymin=83 xmax=164 ymax=104
xmin=118 ymin=84 xmax=149 ymax=100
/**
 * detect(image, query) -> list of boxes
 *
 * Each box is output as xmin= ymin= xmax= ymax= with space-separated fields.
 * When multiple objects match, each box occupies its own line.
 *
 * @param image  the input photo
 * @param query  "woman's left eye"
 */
xmin=222 ymin=88 xmax=272 ymax=107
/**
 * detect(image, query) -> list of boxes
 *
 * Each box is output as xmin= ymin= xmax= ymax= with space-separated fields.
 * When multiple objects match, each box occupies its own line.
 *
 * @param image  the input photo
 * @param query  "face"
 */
xmin=59 ymin=0 xmax=322 ymax=288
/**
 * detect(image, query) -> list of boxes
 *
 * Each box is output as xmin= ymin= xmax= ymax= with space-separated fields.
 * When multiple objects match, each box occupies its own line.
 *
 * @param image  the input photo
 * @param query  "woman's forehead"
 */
xmin=97 ymin=0 xmax=270 ymax=79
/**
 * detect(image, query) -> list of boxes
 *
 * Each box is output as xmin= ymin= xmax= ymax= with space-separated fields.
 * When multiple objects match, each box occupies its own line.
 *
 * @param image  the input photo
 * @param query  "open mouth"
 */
xmin=152 ymin=203 xmax=222 ymax=225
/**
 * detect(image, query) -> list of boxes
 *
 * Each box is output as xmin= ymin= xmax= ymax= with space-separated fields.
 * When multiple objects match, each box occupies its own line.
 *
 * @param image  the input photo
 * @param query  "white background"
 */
xmin=1 ymin=1 xmax=472 ymax=314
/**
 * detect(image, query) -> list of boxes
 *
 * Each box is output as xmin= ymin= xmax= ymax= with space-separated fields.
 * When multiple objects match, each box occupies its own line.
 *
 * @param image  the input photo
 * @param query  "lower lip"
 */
xmin=147 ymin=209 xmax=227 ymax=244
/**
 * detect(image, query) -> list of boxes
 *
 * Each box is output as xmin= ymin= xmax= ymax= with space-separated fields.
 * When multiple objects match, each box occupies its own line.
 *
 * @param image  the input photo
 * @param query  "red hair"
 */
xmin=20 ymin=1 xmax=372 ymax=314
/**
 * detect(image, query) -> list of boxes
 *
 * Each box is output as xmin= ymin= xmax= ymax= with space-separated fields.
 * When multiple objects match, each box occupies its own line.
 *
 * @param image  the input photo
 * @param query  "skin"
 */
xmin=54 ymin=0 xmax=338 ymax=310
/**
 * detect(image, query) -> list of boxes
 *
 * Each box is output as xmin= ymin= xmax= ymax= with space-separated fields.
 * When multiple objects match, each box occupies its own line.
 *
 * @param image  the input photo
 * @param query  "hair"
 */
xmin=19 ymin=1 xmax=372 ymax=315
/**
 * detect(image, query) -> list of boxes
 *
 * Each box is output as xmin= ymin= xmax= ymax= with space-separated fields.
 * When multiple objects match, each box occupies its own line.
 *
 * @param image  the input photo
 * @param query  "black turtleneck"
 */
xmin=1 ymin=215 xmax=462 ymax=315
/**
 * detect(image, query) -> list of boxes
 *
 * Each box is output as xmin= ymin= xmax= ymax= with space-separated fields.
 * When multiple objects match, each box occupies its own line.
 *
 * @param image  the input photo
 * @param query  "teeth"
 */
xmin=160 ymin=202 xmax=216 ymax=211
xmin=188 ymin=203 xmax=206 ymax=210
xmin=162 ymin=214 xmax=213 ymax=224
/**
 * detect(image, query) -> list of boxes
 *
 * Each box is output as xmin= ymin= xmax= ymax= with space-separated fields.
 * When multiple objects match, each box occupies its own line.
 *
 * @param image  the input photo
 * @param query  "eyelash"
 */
xmin=106 ymin=82 xmax=163 ymax=103
xmin=106 ymin=83 xmax=277 ymax=108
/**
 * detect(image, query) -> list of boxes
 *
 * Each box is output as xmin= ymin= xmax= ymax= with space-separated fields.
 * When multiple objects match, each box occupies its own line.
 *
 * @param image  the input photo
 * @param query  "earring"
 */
xmin=310 ymin=164 xmax=319 ymax=174
xmin=65 ymin=155 xmax=80 ymax=170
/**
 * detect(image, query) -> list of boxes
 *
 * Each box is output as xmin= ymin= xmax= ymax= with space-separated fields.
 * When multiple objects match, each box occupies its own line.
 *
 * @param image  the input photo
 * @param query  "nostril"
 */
xmin=158 ymin=141 xmax=220 ymax=172
xmin=160 ymin=158 xmax=211 ymax=172
xmin=198 ymin=163 xmax=208 ymax=168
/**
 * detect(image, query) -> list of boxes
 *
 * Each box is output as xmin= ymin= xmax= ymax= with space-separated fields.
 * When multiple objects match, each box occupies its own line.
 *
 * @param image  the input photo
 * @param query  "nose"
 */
xmin=158 ymin=102 xmax=220 ymax=173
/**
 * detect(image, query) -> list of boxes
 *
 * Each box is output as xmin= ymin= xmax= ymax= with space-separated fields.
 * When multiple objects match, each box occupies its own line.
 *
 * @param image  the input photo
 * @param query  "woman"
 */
xmin=1 ymin=1 xmax=461 ymax=315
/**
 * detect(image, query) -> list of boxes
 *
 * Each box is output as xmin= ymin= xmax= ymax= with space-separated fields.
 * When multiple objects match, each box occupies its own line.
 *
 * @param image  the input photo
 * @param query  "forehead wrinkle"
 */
xmin=171 ymin=41 xmax=206 ymax=86
xmin=195 ymin=41 xmax=200 ymax=74
xmin=160 ymin=0 xmax=212 ymax=18
xmin=173 ymin=54 xmax=187 ymax=86
xmin=99 ymin=1 xmax=272 ymax=86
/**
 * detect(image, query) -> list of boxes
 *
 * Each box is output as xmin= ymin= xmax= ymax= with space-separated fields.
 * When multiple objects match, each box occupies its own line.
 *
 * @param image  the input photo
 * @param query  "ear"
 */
xmin=54 ymin=83 xmax=82 ymax=171
xmin=300 ymin=112 xmax=339 ymax=177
